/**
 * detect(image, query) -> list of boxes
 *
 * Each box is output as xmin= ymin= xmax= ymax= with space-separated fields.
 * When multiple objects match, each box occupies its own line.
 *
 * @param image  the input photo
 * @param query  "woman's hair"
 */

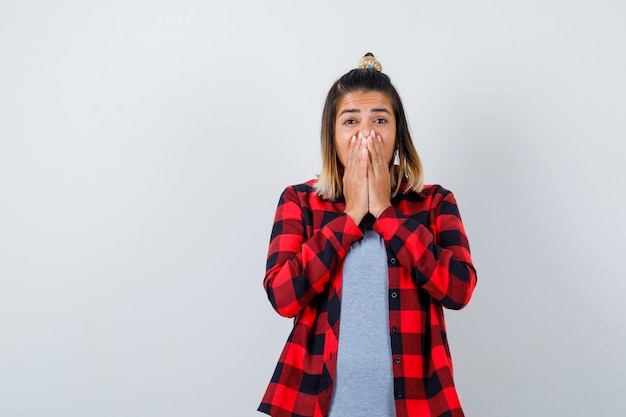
xmin=314 ymin=53 xmax=424 ymax=200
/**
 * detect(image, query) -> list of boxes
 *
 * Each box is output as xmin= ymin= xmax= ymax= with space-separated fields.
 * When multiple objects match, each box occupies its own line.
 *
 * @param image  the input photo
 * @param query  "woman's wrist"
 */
xmin=372 ymin=204 xmax=391 ymax=219
xmin=344 ymin=208 xmax=367 ymax=225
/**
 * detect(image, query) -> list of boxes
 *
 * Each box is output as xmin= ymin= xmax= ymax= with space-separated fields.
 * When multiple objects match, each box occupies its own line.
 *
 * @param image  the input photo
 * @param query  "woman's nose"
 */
xmin=359 ymin=126 xmax=375 ymax=138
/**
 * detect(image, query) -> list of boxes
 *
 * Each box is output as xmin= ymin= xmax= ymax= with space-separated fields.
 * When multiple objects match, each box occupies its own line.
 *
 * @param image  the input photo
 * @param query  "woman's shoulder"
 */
xmin=417 ymin=184 xmax=463 ymax=210
xmin=275 ymin=178 xmax=323 ymax=204
xmin=420 ymin=183 xmax=454 ymax=196
xmin=392 ymin=184 xmax=460 ymax=211
xmin=281 ymin=178 xmax=319 ymax=194
xmin=397 ymin=183 xmax=454 ymax=200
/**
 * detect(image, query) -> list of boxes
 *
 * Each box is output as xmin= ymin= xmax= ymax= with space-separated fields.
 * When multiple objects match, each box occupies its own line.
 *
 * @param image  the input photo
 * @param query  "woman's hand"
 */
xmin=342 ymin=133 xmax=369 ymax=225
xmin=365 ymin=130 xmax=392 ymax=218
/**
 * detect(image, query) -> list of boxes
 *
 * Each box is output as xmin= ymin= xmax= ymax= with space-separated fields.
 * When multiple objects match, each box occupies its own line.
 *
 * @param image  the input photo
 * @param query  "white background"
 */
xmin=1 ymin=1 xmax=625 ymax=416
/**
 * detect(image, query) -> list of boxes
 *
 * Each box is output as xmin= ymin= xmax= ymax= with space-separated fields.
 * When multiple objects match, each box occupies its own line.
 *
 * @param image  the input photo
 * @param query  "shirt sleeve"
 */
xmin=263 ymin=186 xmax=363 ymax=318
xmin=372 ymin=187 xmax=477 ymax=310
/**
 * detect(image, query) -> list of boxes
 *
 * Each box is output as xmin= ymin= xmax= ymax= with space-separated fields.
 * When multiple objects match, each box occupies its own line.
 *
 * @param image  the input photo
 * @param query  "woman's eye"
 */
xmin=374 ymin=118 xmax=387 ymax=124
xmin=344 ymin=119 xmax=357 ymax=125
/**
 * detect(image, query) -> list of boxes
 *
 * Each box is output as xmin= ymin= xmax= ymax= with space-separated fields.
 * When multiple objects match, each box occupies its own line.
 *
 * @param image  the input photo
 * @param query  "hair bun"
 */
xmin=357 ymin=52 xmax=383 ymax=72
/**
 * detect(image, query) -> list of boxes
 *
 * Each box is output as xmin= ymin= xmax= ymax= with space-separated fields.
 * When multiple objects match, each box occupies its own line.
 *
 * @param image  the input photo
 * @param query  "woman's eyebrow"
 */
xmin=371 ymin=108 xmax=391 ymax=114
xmin=338 ymin=108 xmax=360 ymax=116
xmin=338 ymin=107 xmax=391 ymax=116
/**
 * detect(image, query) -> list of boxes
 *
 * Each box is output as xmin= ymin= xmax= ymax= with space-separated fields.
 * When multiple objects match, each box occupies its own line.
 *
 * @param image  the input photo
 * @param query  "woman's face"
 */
xmin=334 ymin=91 xmax=397 ymax=168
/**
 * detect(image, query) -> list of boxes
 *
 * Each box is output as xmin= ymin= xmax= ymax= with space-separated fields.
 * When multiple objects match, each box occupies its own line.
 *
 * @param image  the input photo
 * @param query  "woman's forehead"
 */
xmin=337 ymin=91 xmax=393 ymax=111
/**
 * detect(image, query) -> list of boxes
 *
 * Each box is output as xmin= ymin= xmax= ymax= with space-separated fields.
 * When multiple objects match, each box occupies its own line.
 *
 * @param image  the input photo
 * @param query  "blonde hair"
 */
xmin=314 ymin=53 xmax=423 ymax=200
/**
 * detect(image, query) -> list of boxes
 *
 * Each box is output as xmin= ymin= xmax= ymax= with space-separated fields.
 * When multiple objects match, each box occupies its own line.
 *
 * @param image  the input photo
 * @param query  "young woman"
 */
xmin=259 ymin=53 xmax=477 ymax=417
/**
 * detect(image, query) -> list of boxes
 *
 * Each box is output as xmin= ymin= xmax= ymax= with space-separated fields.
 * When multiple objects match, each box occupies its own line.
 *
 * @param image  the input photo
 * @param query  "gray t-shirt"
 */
xmin=328 ymin=230 xmax=396 ymax=417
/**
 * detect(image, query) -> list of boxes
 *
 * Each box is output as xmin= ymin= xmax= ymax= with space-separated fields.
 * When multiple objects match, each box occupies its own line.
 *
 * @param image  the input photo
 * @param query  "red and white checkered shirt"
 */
xmin=259 ymin=179 xmax=477 ymax=417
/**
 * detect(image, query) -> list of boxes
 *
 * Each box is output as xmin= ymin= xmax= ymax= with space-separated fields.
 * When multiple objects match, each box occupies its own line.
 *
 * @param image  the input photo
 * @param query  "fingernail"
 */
xmin=351 ymin=135 xmax=356 ymax=143
xmin=377 ymin=135 xmax=382 ymax=142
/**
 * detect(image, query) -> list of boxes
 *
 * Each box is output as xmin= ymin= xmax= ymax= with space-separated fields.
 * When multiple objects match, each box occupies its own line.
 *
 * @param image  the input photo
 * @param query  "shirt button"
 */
xmin=391 ymin=326 xmax=399 ymax=333
xmin=390 ymin=257 xmax=397 ymax=265
xmin=390 ymin=291 xmax=398 ymax=299
xmin=394 ymin=357 xmax=402 ymax=364
xmin=396 ymin=391 xmax=404 ymax=399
